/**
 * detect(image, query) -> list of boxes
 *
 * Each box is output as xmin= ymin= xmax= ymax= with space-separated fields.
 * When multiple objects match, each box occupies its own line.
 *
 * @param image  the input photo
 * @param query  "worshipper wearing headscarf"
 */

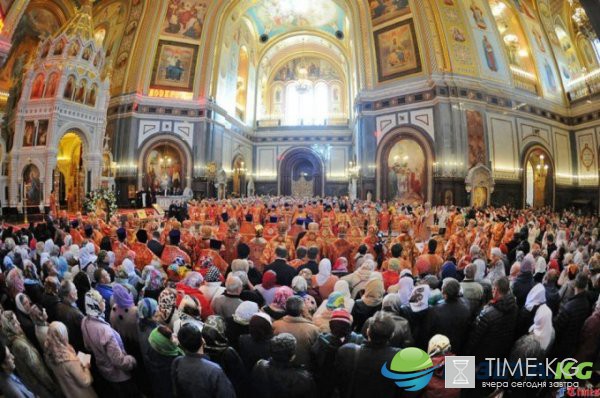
xmin=421 ymin=335 xmax=460 ymax=398
xmin=110 ymin=284 xmax=139 ymax=352
xmin=252 ymin=333 xmax=317 ymax=398
xmin=14 ymin=293 xmax=38 ymax=351
xmin=145 ymin=325 xmax=183 ymax=398
xmin=262 ymin=285 xmax=293 ymax=321
xmin=312 ymin=291 xmax=347 ymax=333
xmin=175 ymin=271 xmax=213 ymax=320
xmin=311 ymin=258 xmax=338 ymax=299
xmin=400 ymin=284 xmax=431 ymax=350
xmin=558 ymin=263 xmax=579 ymax=304
xmin=202 ymin=315 xmax=247 ymax=397
xmin=5 ymin=268 xmax=25 ymax=301
xmin=29 ymin=304 xmax=49 ymax=349
xmin=291 ymin=275 xmax=317 ymax=317
xmin=199 ymin=265 xmax=225 ymax=303
xmin=255 ymin=269 xmax=278 ymax=305
xmin=311 ymin=309 xmax=363 ymax=398
xmin=488 ymin=247 xmax=507 ymax=285
xmin=238 ymin=313 xmax=273 ymax=373
xmin=225 ymin=300 xmax=259 ymax=351
xmin=341 ymin=258 xmax=376 ymax=299
xmin=331 ymin=257 xmax=349 ymax=278
xmin=362 ymin=294 xmax=414 ymax=348
xmin=351 ymin=276 xmax=385 ymax=332
xmin=136 ymin=297 xmax=158 ymax=398
xmin=22 ymin=260 xmax=43 ymax=304
xmin=0 ymin=338 xmax=36 ymax=398
xmin=388 ymin=268 xmax=414 ymax=300
xmin=381 ymin=257 xmax=401 ymax=291
xmin=515 ymin=283 xmax=547 ymax=338
xmin=80 ymin=290 xmax=139 ymax=397
xmin=0 ymin=311 xmax=60 ymax=398
xmin=172 ymin=295 xmax=204 ymax=336
xmin=141 ymin=264 xmax=165 ymax=301
xmin=76 ymin=242 xmax=98 ymax=282
xmin=440 ymin=260 xmax=458 ymax=281
xmin=155 ymin=287 xmax=178 ymax=327
xmin=121 ymin=258 xmax=142 ymax=289
xmin=44 ymin=321 xmax=96 ymax=398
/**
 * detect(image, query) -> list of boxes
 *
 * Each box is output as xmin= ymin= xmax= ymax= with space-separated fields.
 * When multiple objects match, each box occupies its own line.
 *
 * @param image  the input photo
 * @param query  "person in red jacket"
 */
xmin=174 ymin=271 xmax=214 ymax=320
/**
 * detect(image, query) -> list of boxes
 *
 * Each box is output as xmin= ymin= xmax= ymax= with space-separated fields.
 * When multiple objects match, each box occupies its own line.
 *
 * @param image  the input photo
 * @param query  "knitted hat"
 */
xmin=326 ymin=291 xmax=345 ymax=310
xmin=270 ymin=333 xmax=296 ymax=362
xmin=330 ymin=309 xmax=352 ymax=325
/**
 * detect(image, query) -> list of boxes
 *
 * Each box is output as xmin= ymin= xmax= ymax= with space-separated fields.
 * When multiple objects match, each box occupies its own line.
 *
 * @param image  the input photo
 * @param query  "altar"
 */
xmin=156 ymin=195 xmax=186 ymax=209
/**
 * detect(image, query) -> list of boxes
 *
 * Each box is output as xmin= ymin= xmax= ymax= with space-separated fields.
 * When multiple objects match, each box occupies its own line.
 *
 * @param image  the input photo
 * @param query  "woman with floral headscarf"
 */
xmin=5 ymin=268 xmax=24 ymax=301
xmin=172 ymin=294 xmax=204 ymax=336
xmin=155 ymin=287 xmax=178 ymax=327
xmin=400 ymin=284 xmax=431 ymax=350
xmin=141 ymin=267 xmax=164 ymax=301
xmin=45 ymin=321 xmax=96 ymax=398
xmin=81 ymin=290 xmax=138 ymax=397
xmin=110 ymin=284 xmax=139 ymax=352
xmin=262 ymin=286 xmax=293 ymax=321
xmin=136 ymin=297 xmax=158 ymax=398
xmin=199 ymin=266 xmax=225 ymax=303
xmin=29 ymin=304 xmax=49 ymax=349
xmin=0 ymin=311 xmax=60 ymax=398
xmin=202 ymin=315 xmax=246 ymax=397
xmin=175 ymin=271 xmax=214 ymax=320
xmin=313 ymin=291 xmax=347 ymax=333
xmin=22 ymin=260 xmax=43 ymax=304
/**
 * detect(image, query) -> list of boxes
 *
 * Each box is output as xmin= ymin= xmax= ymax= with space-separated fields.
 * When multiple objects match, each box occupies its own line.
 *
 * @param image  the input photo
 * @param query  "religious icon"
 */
xmin=45 ymin=73 xmax=59 ymax=97
xmin=30 ymin=74 xmax=45 ymax=99
xmin=36 ymin=120 xmax=48 ymax=146
xmin=40 ymin=42 xmax=50 ymax=58
xmin=543 ymin=61 xmax=557 ymax=91
xmin=374 ymin=19 xmax=422 ymax=82
xmin=162 ymin=0 xmax=208 ymax=40
xmin=386 ymin=139 xmax=425 ymax=203
xmin=75 ymin=80 xmax=87 ymax=103
xmin=533 ymin=29 xmax=545 ymax=53
xmin=23 ymin=164 xmax=42 ymax=206
xmin=68 ymin=42 xmax=80 ymax=57
xmin=483 ymin=35 xmax=498 ymax=71
xmin=86 ymin=84 xmax=97 ymax=106
xmin=470 ymin=3 xmax=487 ymax=29
xmin=63 ymin=75 xmax=75 ymax=100
xmin=151 ymin=40 xmax=198 ymax=91
xmin=23 ymin=121 xmax=35 ymax=147
xmin=82 ymin=45 xmax=92 ymax=61
xmin=53 ymin=40 xmax=65 ymax=55
xmin=452 ymin=27 xmax=466 ymax=42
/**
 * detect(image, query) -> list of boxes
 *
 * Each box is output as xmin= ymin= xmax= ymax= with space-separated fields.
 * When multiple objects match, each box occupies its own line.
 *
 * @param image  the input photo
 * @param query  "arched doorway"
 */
xmin=376 ymin=128 xmax=433 ymax=203
xmin=141 ymin=142 xmax=186 ymax=195
xmin=232 ymin=155 xmax=246 ymax=197
xmin=55 ymin=132 xmax=84 ymax=212
xmin=279 ymin=148 xmax=324 ymax=197
xmin=523 ymin=146 xmax=554 ymax=209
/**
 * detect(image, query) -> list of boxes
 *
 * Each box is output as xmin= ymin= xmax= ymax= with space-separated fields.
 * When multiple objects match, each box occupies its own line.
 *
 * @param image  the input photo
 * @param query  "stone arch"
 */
xmin=137 ymin=134 xmax=193 ymax=193
xmin=375 ymin=125 xmax=434 ymax=202
xmin=465 ymin=163 xmax=495 ymax=207
xmin=278 ymin=147 xmax=325 ymax=197
xmin=521 ymin=143 xmax=555 ymax=209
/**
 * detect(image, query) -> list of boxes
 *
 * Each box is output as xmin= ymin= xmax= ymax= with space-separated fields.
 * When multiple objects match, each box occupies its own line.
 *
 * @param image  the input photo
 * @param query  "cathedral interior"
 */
xmin=0 ymin=0 xmax=599 ymax=215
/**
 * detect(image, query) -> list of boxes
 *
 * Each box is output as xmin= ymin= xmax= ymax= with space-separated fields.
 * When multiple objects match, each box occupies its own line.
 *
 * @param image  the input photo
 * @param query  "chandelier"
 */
xmin=534 ymin=154 xmax=549 ymax=179
xmin=568 ymin=0 xmax=596 ymax=40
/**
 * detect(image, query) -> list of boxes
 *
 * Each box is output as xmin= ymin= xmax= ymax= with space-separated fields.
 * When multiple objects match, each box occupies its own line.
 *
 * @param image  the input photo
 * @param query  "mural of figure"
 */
xmin=386 ymin=139 xmax=425 ymax=203
xmin=533 ymin=29 xmax=545 ymax=53
xmin=483 ymin=35 xmax=498 ymax=71
xmin=544 ymin=61 xmax=557 ymax=91
xmin=24 ymin=164 xmax=41 ymax=206
xmin=86 ymin=84 xmax=97 ymax=106
xmin=45 ymin=73 xmax=59 ymax=97
xmin=53 ymin=40 xmax=64 ymax=55
xmin=36 ymin=120 xmax=48 ymax=146
xmin=68 ymin=42 xmax=80 ymax=57
xmin=513 ymin=0 xmax=535 ymax=19
xmin=452 ymin=27 xmax=466 ymax=42
xmin=75 ymin=80 xmax=87 ymax=102
xmin=470 ymin=3 xmax=487 ymax=29
xmin=82 ymin=46 xmax=92 ymax=60
xmin=63 ymin=76 xmax=75 ymax=99
xmin=166 ymin=55 xmax=184 ymax=80
xmin=23 ymin=122 xmax=35 ymax=147
xmin=30 ymin=74 xmax=45 ymax=98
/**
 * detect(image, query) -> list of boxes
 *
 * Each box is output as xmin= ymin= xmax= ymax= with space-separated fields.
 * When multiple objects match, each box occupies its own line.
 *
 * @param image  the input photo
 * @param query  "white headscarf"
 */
xmin=409 ymin=284 xmax=430 ymax=312
xmin=44 ymin=239 xmax=54 ymax=254
xmin=398 ymin=275 xmax=414 ymax=306
xmin=316 ymin=259 xmax=332 ymax=286
xmin=525 ymin=283 xmax=546 ymax=311
xmin=529 ymin=304 xmax=553 ymax=351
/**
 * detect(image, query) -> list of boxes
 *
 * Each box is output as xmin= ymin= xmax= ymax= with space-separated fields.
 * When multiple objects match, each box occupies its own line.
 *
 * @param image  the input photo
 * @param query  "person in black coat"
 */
xmin=544 ymin=269 xmax=561 ymax=314
xmin=239 ymin=313 xmax=273 ymax=373
xmin=512 ymin=255 xmax=535 ymax=308
xmin=53 ymin=281 xmax=85 ymax=353
xmin=465 ymin=277 xmax=519 ymax=362
xmin=172 ymin=323 xmax=235 ymax=398
xmin=146 ymin=325 xmax=182 ymax=398
xmin=553 ymin=273 xmax=592 ymax=360
xmin=297 ymin=247 xmax=319 ymax=275
xmin=334 ymin=312 xmax=400 ymax=398
xmin=264 ymin=247 xmax=297 ymax=287
xmin=147 ymin=231 xmax=164 ymax=259
xmin=252 ymin=333 xmax=317 ymax=398
xmin=425 ymin=278 xmax=471 ymax=354
xmin=312 ymin=309 xmax=364 ymax=398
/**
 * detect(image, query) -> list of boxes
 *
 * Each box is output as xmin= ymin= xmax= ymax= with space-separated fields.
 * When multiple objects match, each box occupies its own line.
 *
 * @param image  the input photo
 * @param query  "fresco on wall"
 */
xmin=369 ymin=0 xmax=410 ymax=27
xmin=245 ymin=0 xmax=344 ymax=40
xmin=467 ymin=110 xmax=486 ymax=168
xmin=462 ymin=0 xmax=509 ymax=82
xmin=35 ymin=120 xmax=48 ymax=147
xmin=23 ymin=121 xmax=35 ymax=147
xmin=151 ymin=40 xmax=198 ymax=91
xmin=435 ymin=0 xmax=478 ymax=77
xmin=374 ymin=19 xmax=421 ymax=82
xmin=162 ymin=0 xmax=208 ymax=41
xmin=93 ymin=1 xmax=129 ymax=60
xmin=578 ymin=36 xmax=599 ymax=69
xmin=273 ymin=57 xmax=341 ymax=82
xmin=386 ymin=139 xmax=426 ymax=203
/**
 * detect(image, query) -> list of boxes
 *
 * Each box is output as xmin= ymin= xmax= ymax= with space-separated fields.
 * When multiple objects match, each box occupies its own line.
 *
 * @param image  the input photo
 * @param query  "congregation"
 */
xmin=0 ymin=197 xmax=597 ymax=398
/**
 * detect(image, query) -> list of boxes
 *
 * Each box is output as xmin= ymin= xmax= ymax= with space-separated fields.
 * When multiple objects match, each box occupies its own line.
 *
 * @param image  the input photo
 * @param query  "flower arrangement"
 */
xmin=82 ymin=188 xmax=118 ymax=219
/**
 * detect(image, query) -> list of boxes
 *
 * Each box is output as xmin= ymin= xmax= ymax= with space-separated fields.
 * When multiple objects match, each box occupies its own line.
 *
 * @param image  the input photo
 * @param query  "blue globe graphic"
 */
xmin=381 ymin=347 xmax=441 ymax=391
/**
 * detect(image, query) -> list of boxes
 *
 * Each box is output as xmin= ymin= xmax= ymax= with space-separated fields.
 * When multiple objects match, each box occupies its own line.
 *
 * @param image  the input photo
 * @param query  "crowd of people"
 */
xmin=0 ymin=196 xmax=597 ymax=398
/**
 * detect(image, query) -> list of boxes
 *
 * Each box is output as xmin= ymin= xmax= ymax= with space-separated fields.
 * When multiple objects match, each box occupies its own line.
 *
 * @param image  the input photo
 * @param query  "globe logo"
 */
xmin=381 ymin=347 xmax=441 ymax=391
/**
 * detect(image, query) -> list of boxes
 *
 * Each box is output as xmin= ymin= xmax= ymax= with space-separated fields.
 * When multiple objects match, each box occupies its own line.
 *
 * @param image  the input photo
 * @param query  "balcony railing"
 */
xmin=566 ymin=68 xmax=600 ymax=103
xmin=510 ymin=66 xmax=539 ymax=94
xmin=256 ymin=117 xmax=349 ymax=128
